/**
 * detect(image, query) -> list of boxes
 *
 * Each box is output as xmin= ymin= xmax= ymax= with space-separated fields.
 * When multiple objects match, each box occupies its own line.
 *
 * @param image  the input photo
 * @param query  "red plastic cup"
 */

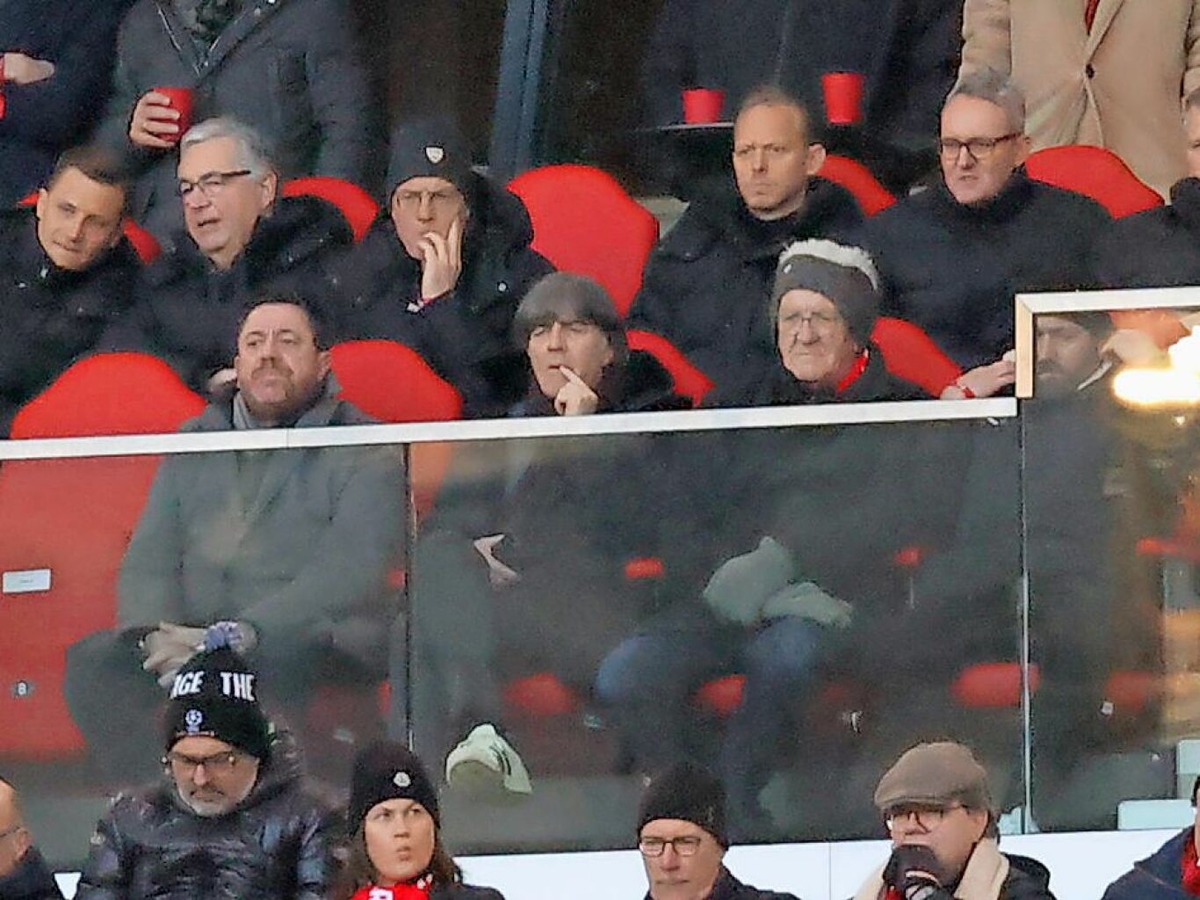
xmin=682 ymin=88 xmax=726 ymax=125
xmin=154 ymin=86 xmax=194 ymax=141
xmin=822 ymin=72 xmax=865 ymax=125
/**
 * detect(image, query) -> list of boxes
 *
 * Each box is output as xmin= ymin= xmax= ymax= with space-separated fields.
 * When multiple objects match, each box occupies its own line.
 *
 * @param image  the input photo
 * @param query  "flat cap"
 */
xmin=874 ymin=741 xmax=992 ymax=811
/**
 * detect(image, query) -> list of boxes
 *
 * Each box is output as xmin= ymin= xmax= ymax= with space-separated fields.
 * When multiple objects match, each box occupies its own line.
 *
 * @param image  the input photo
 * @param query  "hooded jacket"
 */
xmin=338 ymin=176 xmax=554 ymax=417
xmin=75 ymin=732 xmax=337 ymax=900
xmin=104 ymin=194 xmax=352 ymax=391
xmin=628 ymin=176 xmax=863 ymax=397
xmin=0 ymin=206 xmax=140 ymax=432
xmin=1094 ymin=177 xmax=1200 ymax=289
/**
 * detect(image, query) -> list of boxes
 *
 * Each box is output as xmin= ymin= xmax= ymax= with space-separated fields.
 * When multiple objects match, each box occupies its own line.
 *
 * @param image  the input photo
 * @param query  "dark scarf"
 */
xmin=176 ymin=0 xmax=242 ymax=42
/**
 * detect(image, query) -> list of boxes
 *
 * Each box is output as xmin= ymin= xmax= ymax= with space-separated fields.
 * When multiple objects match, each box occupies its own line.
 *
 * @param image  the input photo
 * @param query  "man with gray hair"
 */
xmin=863 ymin=70 xmax=1109 ymax=370
xmin=104 ymin=117 xmax=353 ymax=391
xmin=854 ymin=742 xmax=1055 ymax=900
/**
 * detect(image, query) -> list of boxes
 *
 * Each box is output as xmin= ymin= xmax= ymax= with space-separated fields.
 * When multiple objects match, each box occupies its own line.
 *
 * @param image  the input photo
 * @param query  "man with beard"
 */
xmin=75 ymin=645 xmax=337 ymax=900
xmin=66 ymin=296 xmax=404 ymax=783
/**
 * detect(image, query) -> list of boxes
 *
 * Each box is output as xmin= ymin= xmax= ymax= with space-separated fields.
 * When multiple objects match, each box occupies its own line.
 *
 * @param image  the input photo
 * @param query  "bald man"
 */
xmin=0 ymin=777 xmax=61 ymax=900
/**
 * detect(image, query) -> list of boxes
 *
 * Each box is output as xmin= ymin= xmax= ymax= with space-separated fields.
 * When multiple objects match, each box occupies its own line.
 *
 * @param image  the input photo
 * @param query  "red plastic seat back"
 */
xmin=330 ymin=340 xmax=462 ymax=424
xmin=1026 ymin=145 xmax=1163 ymax=217
xmin=508 ymin=164 xmax=660 ymax=317
xmin=281 ymin=176 xmax=380 ymax=242
xmin=817 ymin=155 xmax=896 ymax=216
xmin=870 ymin=317 xmax=962 ymax=396
xmin=626 ymin=329 xmax=714 ymax=407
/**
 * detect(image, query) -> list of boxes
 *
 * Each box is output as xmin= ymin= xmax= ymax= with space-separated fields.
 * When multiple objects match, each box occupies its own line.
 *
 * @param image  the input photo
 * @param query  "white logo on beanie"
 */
xmin=393 ymin=771 xmax=412 ymax=788
xmin=425 ymin=146 xmax=445 ymax=164
xmin=184 ymin=709 xmax=204 ymax=734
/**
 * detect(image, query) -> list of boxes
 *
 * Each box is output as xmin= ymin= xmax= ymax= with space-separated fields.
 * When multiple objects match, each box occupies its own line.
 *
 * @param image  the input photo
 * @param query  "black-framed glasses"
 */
xmin=937 ymin=133 xmax=1021 ymax=161
xmin=177 ymin=169 xmax=253 ymax=199
xmin=778 ymin=309 xmax=844 ymax=333
xmin=884 ymin=803 xmax=964 ymax=832
xmin=162 ymin=749 xmax=243 ymax=777
xmin=639 ymin=835 xmax=704 ymax=857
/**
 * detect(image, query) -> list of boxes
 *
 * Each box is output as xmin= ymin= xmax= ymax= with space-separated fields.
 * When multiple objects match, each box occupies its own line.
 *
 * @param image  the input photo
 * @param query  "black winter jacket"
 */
xmin=0 ymin=0 xmax=135 ymax=205
xmin=103 ymin=195 xmax=352 ymax=391
xmin=0 ymin=207 xmax=139 ymax=433
xmin=0 ymin=848 xmax=63 ymax=900
xmin=1095 ymin=177 xmax=1200 ymax=289
xmin=642 ymin=866 xmax=799 ymax=900
xmin=338 ymin=177 xmax=554 ymax=417
xmin=628 ymin=176 xmax=862 ymax=395
xmin=75 ymin=734 xmax=337 ymax=900
xmin=95 ymin=0 xmax=380 ymax=238
xmin=1102 ymin=828 xmax=1193 ymax=900
xmin=863 ymin=172 xmax=1110 ymax=369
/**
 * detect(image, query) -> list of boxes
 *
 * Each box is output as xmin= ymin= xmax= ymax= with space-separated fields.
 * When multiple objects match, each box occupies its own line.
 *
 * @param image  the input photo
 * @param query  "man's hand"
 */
xmin=940 ymin=357 xmax=1016 ymax=399
xmin=206 ymin=368 xmax=237 ymax=396
xmin=554 ymin=366 xmax=600 ymax=416
xmin=883 ymin=844 xmax=947 ymax=900
xmin=473 ymin=534 xmax=521 ymax=588
xmin=141 ymin=622 xmax=207 ymax=687
xmin=2 ymin=52 xmax=55 ymax=85
xmin=418 ymin=217 xmax=464 ymax=302
xmin=129 ymin=90 xmax=183 ymax=149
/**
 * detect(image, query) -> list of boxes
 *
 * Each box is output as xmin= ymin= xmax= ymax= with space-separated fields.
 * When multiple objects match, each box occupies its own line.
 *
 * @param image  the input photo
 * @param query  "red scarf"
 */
xmin=351 ymin=876 xmax=433 ymax=900
xmin=835 ymin=349 xmax=871 ymax=395
xmin=1182 ymin=837 xmax=1200 ymax=896
xmin=1084 ymin=0 xmax=1100 ymax=31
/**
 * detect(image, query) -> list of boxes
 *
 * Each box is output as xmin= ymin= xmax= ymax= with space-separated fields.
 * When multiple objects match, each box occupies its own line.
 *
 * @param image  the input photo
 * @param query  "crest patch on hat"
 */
xmin=393 ymin=771 xmax=412 ymax=789
xmin=425 ymin=146 xmax=445 ymax=164
xmin=184 ymin=708 xmax=204 ymax=734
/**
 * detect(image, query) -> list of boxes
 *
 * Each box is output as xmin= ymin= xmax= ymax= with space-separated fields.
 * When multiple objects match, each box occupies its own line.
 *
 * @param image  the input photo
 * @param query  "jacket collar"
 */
xmin=928 ymin=169 xmax=1037 ymax=227
xmin=155 ymin=0 xmax=289 ymax=77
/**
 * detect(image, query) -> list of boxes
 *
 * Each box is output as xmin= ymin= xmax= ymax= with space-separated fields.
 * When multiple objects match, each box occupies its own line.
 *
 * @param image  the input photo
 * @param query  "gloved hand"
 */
xmin=883 ymin=844 xmax=947 ymax=900
xmin=141 ymin=622 xmax=207 ymax=687
xmin=760 ymin=580 xmax=853 ymax=628
xmin=703 ymin=536 xmax=795 ymax=626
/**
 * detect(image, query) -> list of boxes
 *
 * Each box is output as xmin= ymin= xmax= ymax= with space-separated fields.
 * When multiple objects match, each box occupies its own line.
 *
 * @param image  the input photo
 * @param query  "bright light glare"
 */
xmin=1113 ymin=367 xmax=1200 ymax=407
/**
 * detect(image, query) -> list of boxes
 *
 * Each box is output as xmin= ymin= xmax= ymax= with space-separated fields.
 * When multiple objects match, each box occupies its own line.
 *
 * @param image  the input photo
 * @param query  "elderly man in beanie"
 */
xmin=75 ymin=645 xmax=338 ymax=900
xmin=855 ymin=742 xmax=1054 ymax=900
xmin=637 ymin=761 xmax=799 ymax=900
xmin=338 ymin=117 xmax=554 ymax=417
xmin=1103 ymin=775 xmax=1200 ymax=900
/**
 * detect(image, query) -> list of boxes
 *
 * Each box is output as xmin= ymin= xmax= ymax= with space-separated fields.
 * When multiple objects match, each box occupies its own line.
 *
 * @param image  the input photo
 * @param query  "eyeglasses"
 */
xmin=162 ymin=749 xmax=244 ymax=777
xmin=937 ymin=133 xmax=1021 ymax=161
xmin=393 ymin=188 xmax=464 ymax=210
xmin=884 ymin=803 xmax=964 ymax=832
xmin=0 ymin=825 xmax=24 ymax=843
xmin=177 ymin=169 xmax=253 ymax=199
xmin=638 ymin=836 xmax=705 ymax=857
xmin=778 ymin=310 xmax=843 ymax=332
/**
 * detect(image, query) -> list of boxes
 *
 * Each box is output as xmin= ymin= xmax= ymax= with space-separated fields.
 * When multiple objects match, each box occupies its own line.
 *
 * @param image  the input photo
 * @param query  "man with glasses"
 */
xmin=863 ymin=70 xmax=1109 ymax=371
xmin=76 ymin=645 xmax=337 ymax=899
xmin=0 ymin=776 xmax=61 ymax=900
xmin=339 ymin=118 xmax=553 ymax=417
xmin=853 ymin=742 xmax=1054 ymax=900
xmin=637 ymin=761 xmax=799 ymax=900
xmin=104 ymin=116 xmax=353 ymax=393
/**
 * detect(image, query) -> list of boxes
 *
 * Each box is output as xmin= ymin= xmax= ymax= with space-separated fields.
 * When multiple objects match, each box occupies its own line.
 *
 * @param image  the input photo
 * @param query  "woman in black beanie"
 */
xmin=334 ymin=740 xmax=505 ymax=900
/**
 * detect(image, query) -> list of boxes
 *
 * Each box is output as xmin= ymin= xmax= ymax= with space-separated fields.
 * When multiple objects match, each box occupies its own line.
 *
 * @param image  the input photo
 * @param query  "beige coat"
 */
xmin=960 ymin=0 xmax=1200 ymax=197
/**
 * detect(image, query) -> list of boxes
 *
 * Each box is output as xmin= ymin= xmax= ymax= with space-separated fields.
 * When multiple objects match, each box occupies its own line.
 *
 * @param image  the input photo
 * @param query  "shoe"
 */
xmin=445 ymin=723 xmax=533 ymax=799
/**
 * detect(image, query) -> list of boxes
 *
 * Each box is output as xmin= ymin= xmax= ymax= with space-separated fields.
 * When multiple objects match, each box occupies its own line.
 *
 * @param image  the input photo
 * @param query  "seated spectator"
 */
xmin=0 ymin=776 xmax=61 ymax=900
xmin=1102 ymin=774 xmax=1200 ymax=900
xmin=339 ymin=118 xmax=554 ymax=417
xmin=334 ymin=740 xmax=505 ymax=900
xmin=66 ymin=296 xmax=403 ymax=784
xmin=960 ymin=0 xmax=1200 ymax=198
xmin=642 ymin=0 xmax=961 ymax=189
xmin=75 ymin=645 xmax=338 ymax=900
xmin=0 ymin=145 xmax=138 ymax=434
xmin=864 ymin=70 xmax=1109 ymax=370
xmin=628 ymin=85 xmax=862 ymax=398
xmin=0 ymin=0 xmax=135 ymax=206
xmin=854 ymin=742 xmax=1054 ymax=900
xmin=710 ymin=239 xmax=926 ymax=407
xmin=94 ymin=0 xmax=378 ymax=238
xmin=636 ymin=761 xmax=799 ymax=900
xmin=1096 ymin=87 xmax=1200 ymax=289
xmin=103 ymin=117 xmax=353 ymax=393
xmin=511 ymin=273 xmax=690 ymax=416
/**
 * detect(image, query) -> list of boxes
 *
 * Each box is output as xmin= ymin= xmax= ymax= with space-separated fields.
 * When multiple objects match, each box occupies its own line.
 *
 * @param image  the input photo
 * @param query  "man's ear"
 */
xmin=34 ymin=188 xmax=48 ymax=221
xmin=1014 ymin=134 xmax=1032 ymax=167
xmin=806 ymin=142 xmax=828 ymax=176
xmin=260 ymin=171 xmax=279 ymax=210
xmin=317 ymin=349 xmax=332 ymax=380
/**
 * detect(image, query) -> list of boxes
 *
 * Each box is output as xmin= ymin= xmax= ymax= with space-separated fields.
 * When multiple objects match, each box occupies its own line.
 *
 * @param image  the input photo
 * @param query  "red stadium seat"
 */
xmin=818 ymin=155 xmax=897 ymax=216
xmin=0 ymin=353 xmax=205 ymax=759
xmin=627 ymin=329 xmax=714 ymax=407
xmin=18 ymin=192 xmax=161 ymax=264
xmin=871 ymin=316 xmax=963 ymax=396
xmin=1026 ymin=145 xmax=1163 ymax=218
xmin=508 ymin=164 xmax=660 ymax=317
xmin=281 ymin=176 xmax=380 ymax=242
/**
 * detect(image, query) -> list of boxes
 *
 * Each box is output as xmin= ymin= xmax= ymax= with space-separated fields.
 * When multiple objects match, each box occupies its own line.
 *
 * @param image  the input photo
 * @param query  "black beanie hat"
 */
xmin=637 ymin=760 xmax=728 ymax=847
xmin=349 ymin=740 xmax=440 ymax=830
xmin=385 ymin=117 xmax=474 ymax=199
xmin=771 ymin=239 xmax=881 ymax=345
xmin=163 ymin=646 xmax=271 ymax=760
